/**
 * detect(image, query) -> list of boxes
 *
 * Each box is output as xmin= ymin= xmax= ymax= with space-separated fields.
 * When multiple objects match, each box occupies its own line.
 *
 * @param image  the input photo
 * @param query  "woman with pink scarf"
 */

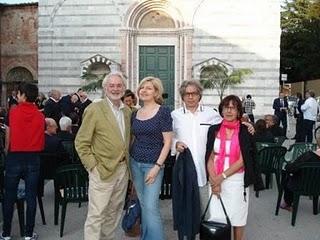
xmin=205 ymin=95 xmax=263 ymax=240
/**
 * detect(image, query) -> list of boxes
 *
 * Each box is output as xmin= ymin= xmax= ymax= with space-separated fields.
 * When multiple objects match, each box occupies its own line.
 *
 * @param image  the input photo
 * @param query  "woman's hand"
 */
xmin=212 ymin=174 xmax=224 ymax=188
xmin=145 ymin=166 xmax=160 ymax=185
xmin=211 ymin=184 xmax=221 ymax=195
xmin=210 ymin=174 xmax=224 ymax=195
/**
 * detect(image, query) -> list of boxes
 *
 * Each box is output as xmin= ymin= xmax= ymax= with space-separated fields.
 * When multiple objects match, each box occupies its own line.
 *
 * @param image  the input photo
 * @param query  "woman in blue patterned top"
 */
xmin=130 ymin=76 xmax=173 ymax=240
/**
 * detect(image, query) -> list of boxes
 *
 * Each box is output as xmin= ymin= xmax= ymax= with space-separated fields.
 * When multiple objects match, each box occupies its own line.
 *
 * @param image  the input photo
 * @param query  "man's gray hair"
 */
xmin=102 ymin=71 xmax=127 ymax=88
xmin=179 ymin=80 xmax=203 ymax=99
xmin=59 ymin=116 xmax=72 ymax=131
xmin=48 ymin=89 xmax=61 ymax=100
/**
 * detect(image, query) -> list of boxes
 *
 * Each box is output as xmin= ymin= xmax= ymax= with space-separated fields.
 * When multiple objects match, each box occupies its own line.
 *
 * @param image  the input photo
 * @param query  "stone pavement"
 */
xmin=2 ymin=116 xmax=320 ymax=240
xmin=3 ymin=174 xmax=320 ymax=240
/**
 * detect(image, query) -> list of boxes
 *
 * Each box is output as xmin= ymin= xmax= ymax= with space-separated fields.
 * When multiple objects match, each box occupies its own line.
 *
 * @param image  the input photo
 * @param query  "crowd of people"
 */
xmin=0 ymin=72 xmax=319 ymax=240
xmin=0 ymin=86 xmax=93 ymax=240
xmin=241 ymin=90 xmax=319 ymax=145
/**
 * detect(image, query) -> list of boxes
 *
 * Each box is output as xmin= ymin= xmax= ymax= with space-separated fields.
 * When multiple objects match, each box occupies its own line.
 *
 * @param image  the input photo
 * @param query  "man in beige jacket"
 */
xmin=75 ymin=72 xmax=131 ymax=240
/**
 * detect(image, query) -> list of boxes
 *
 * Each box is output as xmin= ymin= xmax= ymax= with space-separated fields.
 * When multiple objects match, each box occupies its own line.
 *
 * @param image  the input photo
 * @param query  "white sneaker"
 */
xmin=0 ymin=233 xmax=11 ymax=240
xmin=24 ymin=233 xmax=38 ymax=240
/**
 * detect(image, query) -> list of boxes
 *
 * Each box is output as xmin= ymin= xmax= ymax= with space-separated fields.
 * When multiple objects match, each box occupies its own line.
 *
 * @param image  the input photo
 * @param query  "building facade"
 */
xmin=38 ymin=0 xmax=281 ymax=114
xmin=0 ymin=3 xmax=38 ymax=106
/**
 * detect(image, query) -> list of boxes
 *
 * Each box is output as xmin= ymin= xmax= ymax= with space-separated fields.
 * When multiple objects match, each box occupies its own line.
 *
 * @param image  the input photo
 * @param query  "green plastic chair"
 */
xmin=274 ymin=136 xmax=286 ymax=146
xmin=61 ymin=140 xmax=80 ymax=164
xmin=54 ymin=164 xmax=88 ymax=237
xmin=38 ymin=152 xmax=66 ymax=225
xmin=256 ymin=146 xmax=287 ymax=197
xmin=275 ymin=162 xmax=320 ymax=226
xmin=285 ymin=143 xmax=317 ymax=163
xmin=256 ymin=142 xmax=278 ymax=152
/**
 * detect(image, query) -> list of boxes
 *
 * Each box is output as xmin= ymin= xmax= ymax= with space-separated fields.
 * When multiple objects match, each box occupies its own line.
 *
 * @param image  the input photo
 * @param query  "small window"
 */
xmin=87 ymin=62 xmax=110 ymax=76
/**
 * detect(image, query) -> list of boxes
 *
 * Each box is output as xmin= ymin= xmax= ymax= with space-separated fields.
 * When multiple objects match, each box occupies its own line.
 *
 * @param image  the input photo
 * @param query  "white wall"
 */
xmin=38 ymin=0 xmax=280 ymax=116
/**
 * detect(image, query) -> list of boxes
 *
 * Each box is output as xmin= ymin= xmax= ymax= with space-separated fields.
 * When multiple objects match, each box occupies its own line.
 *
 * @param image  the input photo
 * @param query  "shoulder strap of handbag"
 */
xmin=129 ymin=182 xmax=137 ymax=200
xmin=201 ymin=193 xmax=231 ymax=226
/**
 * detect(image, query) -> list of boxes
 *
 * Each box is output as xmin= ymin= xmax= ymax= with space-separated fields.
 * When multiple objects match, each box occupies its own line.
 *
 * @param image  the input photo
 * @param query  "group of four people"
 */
xmin=75 ymin=72 xmax=262 ymax=240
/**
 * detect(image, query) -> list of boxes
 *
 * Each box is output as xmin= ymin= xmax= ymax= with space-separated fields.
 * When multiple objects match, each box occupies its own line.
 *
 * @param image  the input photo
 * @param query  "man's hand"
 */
xmin=242 ymin=122 xmax=255 ymax=135
xmin=176 ymin=141 xmax=188 ymax=153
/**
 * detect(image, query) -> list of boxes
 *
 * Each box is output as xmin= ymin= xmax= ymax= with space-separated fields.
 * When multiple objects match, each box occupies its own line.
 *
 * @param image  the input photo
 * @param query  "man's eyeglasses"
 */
xmin=183 ymin=92 xmax=200 ymax=97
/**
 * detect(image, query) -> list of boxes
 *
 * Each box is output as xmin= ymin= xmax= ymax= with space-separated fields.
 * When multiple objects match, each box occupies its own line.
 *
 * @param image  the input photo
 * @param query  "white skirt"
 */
xmin=207 ymin=172 xmax=249 ymax=227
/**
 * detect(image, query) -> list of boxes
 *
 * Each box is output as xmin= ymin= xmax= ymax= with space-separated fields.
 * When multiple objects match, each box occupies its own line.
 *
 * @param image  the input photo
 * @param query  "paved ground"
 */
xmin=3 ymin=178 xmax=320 ymax=240
xmin=2 ymin=116 xmax=320 ymax=240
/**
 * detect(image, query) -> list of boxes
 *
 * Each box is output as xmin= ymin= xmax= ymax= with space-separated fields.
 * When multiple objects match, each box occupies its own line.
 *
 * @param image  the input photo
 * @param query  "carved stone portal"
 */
xmin=6 ymin=66 xmax=33 ymax=83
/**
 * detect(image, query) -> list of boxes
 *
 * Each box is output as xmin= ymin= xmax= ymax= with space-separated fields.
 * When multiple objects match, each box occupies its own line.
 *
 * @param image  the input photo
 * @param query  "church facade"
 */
xmin=38 ymin=0 xmax=280 ymax=114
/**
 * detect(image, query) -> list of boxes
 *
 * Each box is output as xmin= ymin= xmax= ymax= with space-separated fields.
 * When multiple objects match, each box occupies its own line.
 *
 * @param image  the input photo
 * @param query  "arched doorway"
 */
xmin=3 ymin=67 xmax=34 ymax=107
xmin=121 ymin=1 xmax=193 ymax=109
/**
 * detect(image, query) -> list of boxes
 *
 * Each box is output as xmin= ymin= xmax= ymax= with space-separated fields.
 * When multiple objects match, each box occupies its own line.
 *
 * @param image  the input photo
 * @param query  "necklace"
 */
xmin=137 ymin=104 xmax=160 ymax=120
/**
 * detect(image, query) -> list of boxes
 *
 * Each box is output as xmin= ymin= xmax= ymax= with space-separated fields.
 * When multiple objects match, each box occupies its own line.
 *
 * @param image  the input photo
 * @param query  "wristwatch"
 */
xmin=155 ymin=162 xmax=164 ymax=168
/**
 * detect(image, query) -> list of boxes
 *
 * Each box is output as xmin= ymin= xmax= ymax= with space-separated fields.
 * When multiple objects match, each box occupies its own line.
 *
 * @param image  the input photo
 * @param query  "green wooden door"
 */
xmin=139 ymin=46 xmax=175 ymax=110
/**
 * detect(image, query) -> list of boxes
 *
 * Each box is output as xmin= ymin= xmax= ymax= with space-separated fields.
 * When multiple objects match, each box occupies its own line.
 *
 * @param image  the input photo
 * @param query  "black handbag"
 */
xmin=200 ymin=194 xmax=231 ymax=240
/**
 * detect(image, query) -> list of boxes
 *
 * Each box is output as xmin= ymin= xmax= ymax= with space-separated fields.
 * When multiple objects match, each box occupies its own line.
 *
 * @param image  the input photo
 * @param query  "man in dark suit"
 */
xmin=273 ymin=92 xmax=288 ymax=136
xmin=78 ymin=91 xmax=92 ymax=125
xmin=60 ymin=92 xmax=81 ymax=117
xmin=44 ymin=89 xmax=62 ymax=126
xmin=294 ymin=92 xmax=304 ymax=142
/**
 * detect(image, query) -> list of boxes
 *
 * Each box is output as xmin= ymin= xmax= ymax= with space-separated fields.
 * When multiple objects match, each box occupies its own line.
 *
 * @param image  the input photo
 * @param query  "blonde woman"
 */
xmin=130 ymin=76 xmax=173 ymax=240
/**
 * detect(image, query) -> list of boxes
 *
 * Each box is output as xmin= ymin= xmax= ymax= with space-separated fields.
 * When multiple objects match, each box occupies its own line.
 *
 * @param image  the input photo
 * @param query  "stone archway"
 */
xmin=6 ymin=66 xmax=34 ymax=83
xmin=2 ymin=67 xmax=35 ymax=106
xmin=80 ymin=54 xmax=121 ymax=76
xmin=121 ymin=0 xmax=193 ymax=108
xmin=192 ymin=57 xmax=234 ymax=81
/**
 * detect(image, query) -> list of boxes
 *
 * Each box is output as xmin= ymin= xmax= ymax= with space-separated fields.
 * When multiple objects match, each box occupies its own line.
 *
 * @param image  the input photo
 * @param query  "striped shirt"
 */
xmin=243 ymin=99 xmax=255 ymax=114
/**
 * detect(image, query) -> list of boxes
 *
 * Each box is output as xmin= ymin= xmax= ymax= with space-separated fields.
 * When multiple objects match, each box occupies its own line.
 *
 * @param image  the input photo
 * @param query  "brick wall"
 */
xmin=0 ymin=3 xmax=38 ymax=106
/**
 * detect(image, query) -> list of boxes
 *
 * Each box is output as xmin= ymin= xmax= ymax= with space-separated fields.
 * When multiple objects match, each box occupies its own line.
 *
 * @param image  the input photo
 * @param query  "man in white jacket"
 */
xmin=301 ymin=90 xmax=319 ymax=142
xmin=171 ymin=80 xmax=222 ymax=214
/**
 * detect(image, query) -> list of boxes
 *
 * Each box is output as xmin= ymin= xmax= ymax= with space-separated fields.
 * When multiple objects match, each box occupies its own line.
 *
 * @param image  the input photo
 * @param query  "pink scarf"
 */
xmin=215 ymin=119 xmax=242 ymax=175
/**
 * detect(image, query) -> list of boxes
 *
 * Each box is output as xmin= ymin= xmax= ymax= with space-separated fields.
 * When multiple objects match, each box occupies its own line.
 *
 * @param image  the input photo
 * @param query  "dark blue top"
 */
xmin=130 ymin=105 xmax=173 ymax=163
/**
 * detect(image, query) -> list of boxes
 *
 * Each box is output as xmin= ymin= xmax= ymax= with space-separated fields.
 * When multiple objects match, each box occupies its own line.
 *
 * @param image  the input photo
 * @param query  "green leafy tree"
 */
xmin=81 ymin=72 xmax=107 ymax=92
xmin=281 ymin=0 xmax=320 ymax=82
xmin=200 ymin=64 xmax=252 ymax=101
